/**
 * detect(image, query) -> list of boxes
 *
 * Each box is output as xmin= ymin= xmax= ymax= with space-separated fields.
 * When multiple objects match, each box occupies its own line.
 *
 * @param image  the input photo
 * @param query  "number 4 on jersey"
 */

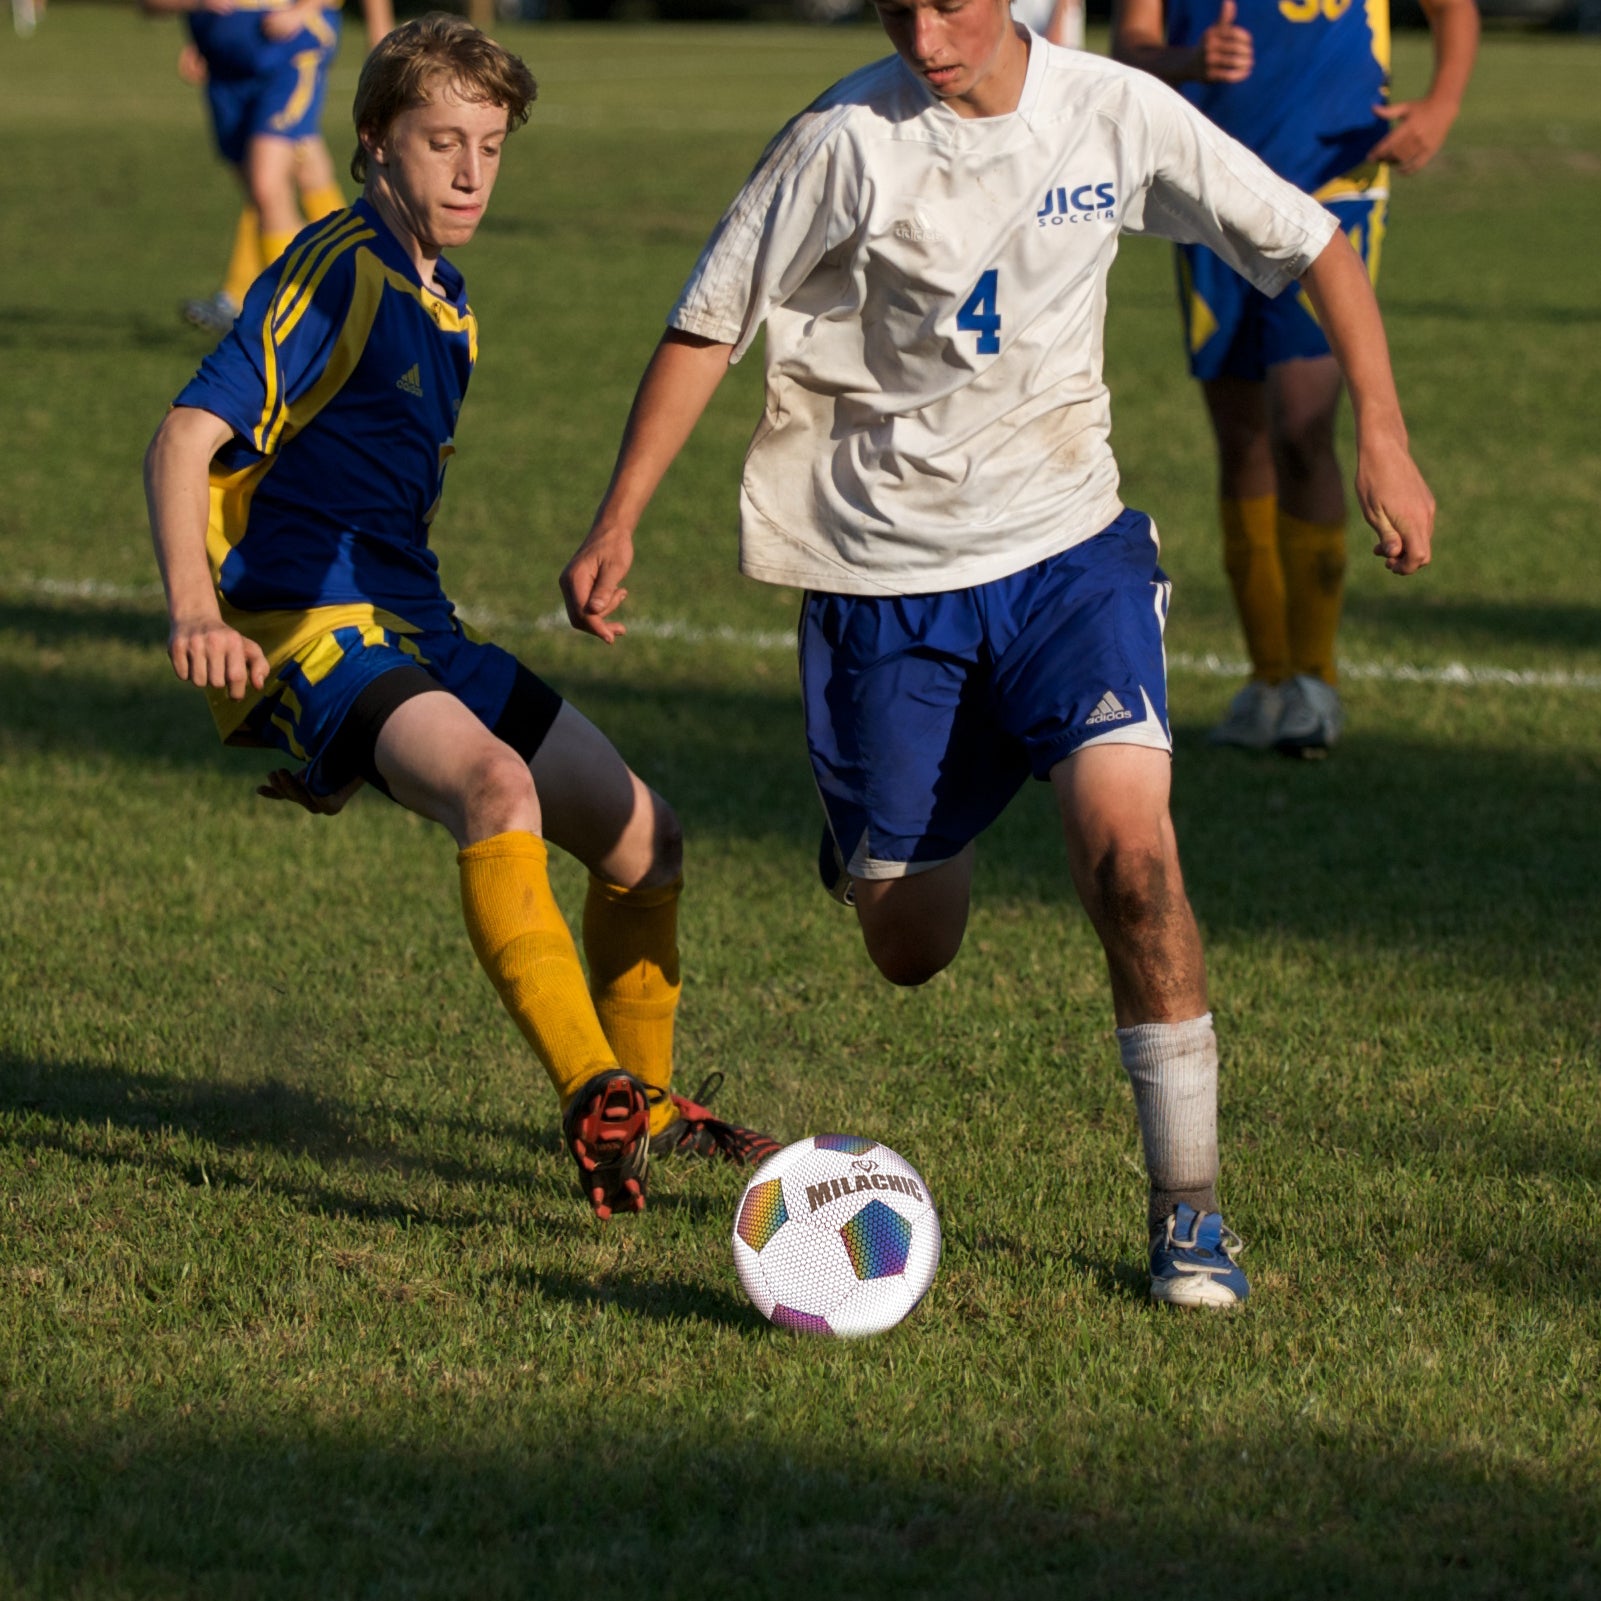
xmin=958 ymin=269 xmax=1001 ymax=355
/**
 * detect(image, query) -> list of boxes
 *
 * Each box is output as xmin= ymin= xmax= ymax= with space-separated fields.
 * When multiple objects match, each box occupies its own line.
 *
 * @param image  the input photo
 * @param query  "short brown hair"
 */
xmin=351 ymin=12 xmax=538 ymax=183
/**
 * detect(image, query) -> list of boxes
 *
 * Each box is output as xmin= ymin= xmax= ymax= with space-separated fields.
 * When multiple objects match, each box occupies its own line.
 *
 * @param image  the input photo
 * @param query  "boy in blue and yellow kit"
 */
xmin=145 ymin=13 xmax=777 ymax=1220
xmin=145 ymin=0 xmax=394 ymax=333
xmin=1114 ymin=0 xmax=1477 ymax=755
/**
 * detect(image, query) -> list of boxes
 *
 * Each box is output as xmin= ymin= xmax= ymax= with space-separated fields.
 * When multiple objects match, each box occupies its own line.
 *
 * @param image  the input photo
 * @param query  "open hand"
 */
xmin=256 ymin=766 xmax=365 ymax=814
xmin=1369 ymin=97 xmax=1457 ymax=175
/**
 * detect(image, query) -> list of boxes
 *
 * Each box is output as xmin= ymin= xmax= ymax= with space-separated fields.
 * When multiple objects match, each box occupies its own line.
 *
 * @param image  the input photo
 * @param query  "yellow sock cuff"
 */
xmin=222 ymin=207 xmax=263 ymax=307
xmin=1220 ymin=496 xmax=1289 ymax=684
xmin=300 ymin=183 xmax=345 ymax=222
xmin=458 ymin=831 xmax=616 ymax=1106
xmin=260 ymin=228 xmax=298 ymax=266
xmin=583 ymin=874 xmax=683 ymax=1131
xmin=1278 ymin=512 xmax=1347 ymax=687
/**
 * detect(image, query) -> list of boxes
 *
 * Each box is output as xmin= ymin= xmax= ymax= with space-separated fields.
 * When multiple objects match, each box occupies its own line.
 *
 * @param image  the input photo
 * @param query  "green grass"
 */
xmin=3 ymin=11 xmax=1601 ymax=1597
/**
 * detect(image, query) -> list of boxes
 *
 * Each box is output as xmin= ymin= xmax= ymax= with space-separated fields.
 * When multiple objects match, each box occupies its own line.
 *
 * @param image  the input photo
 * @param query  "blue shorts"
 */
xmin=204 ymin=30 xmax=338 ymax=165
xmin=1177 ymin=194 xmax=1386 ymax=383
xmin=801 ymin=508 xmax=1172 ymax=881
xmin=234 ymin=614 xmax=528 ymax=797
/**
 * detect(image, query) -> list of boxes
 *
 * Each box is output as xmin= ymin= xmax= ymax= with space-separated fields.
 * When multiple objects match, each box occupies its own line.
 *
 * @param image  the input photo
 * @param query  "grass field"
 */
xmin=2 ymin=10 xmax=1600 ymax=1596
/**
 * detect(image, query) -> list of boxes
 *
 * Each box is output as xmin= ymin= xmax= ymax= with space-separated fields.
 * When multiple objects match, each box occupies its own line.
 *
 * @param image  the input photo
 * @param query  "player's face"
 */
xmin=872 ymin=0 xmax=1025 ymax=119
xmin=365 ymin=85 xmax=511 ymax=259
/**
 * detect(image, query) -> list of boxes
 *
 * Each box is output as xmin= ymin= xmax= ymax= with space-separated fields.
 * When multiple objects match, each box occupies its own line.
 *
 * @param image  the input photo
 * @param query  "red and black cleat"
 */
xmin=649 ymin=1072 xmax=782 ymax=1167
xmin=562 ymin=1070 xmax=651 ymax=1220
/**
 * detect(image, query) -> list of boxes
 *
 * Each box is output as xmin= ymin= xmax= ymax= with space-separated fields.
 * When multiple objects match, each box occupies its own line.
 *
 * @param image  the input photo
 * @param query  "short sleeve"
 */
xmin=1121 ymin=76 xmax=1338 ymax=297
xmin=174 ymin=231 xmax=361 ymax=454
xmin=669 ymin=102 xmax=863 ymax=361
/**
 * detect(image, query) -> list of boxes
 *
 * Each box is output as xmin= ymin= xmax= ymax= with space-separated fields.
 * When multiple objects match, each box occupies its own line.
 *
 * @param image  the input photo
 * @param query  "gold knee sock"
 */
xmin=222 ymin=207 xmax=264 ymax=307
xmin=1279 ymin=511 xmax=1347 ymax=686
xmin=584 ymin=875 xmax=683 ymax=1138
xmin=260 ymin=227 xmax=298 ymax=268
xmin=1220 ymin=496 xmax=1290 ymax=683
xmin=458 ymin=832 xmax=616 ymax=1107
xmin=300 ymin=182 xmax=345 ymax=222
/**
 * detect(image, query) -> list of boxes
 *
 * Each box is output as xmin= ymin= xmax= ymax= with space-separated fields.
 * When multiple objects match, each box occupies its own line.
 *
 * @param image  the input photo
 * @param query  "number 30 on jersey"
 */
xmin=958 ymin=269 xmax=1001 ymax=355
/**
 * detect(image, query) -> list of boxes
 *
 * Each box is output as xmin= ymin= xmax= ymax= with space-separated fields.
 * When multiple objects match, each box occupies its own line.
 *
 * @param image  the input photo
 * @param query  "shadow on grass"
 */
xmin=0 ymin=306 xmax=210 ymax=354
xmin=0 ymin=1049 xmax=757 ymax=1256
xmin=0 ymin=1412 xmax=1594 ymax=1597
xmin=1339 ymin=593 xmax=1601 ymax=660
xmin=5 ymin=592 xmax=1599 ymax=968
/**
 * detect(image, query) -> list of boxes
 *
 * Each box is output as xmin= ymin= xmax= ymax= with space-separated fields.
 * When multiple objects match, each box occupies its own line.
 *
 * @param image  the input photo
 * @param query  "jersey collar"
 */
xmin=353 ymin=196 xmax=468 ymax=311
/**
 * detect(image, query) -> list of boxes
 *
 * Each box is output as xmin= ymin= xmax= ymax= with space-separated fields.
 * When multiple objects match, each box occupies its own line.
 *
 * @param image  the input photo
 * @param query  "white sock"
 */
xmin=1117 ymin=1012 xmax=1221 ymax=1234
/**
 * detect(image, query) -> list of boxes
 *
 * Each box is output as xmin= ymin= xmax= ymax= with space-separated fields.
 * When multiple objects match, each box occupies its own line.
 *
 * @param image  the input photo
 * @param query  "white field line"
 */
xmin=12 ymin=575 xmax=1601 ymax=693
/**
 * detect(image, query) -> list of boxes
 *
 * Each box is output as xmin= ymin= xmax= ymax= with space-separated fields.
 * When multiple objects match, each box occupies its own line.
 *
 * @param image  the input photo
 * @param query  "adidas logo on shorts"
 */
xmin=1086 ymin=690 xmax=1135 ymax=726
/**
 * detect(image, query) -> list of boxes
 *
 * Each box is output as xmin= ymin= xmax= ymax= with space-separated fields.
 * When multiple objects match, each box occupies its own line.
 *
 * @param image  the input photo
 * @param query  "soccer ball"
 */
xmin=731 ymin=1135 xmax=941 ymax=1337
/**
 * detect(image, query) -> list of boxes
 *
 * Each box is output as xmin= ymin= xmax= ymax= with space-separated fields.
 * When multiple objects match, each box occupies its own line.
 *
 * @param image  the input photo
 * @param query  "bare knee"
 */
xmin=460 ymin=743 xmax=538 ymax=842
xmin=639 ymin=792 xmax=683 ymax=888
xmin=1080 ymin=835 xmax=1187 ymax=944
xmin=863 ymin=926 xmax=960 ymax=988
xmin=854 ymin=868 xmax=970 ymax=987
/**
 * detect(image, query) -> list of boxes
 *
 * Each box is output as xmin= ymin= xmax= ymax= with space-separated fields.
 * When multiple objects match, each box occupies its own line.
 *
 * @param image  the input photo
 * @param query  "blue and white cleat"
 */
xmin=1150 ymin=1203 xmax=1250 ymax=1308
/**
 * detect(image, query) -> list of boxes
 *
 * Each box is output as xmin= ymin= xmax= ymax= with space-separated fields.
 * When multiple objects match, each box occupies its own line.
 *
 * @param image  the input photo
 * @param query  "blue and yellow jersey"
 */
xmin=174 ymin=199 xmax=478 ymax=731
xmin=1164 ymin=0 xmax=1391 ymax=198
xmin=187 ymin=0 xmax=340 ymax=81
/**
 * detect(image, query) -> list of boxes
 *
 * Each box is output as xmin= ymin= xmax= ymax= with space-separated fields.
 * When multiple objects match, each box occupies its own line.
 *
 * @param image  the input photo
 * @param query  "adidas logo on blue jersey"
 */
xmin=1086 ymin=690 xmax=1134 ymax=726
xmin=396 ymin=364 xmax=424 ymax=397
xmin=1037 ymin=182 xmax=1118 ymax=227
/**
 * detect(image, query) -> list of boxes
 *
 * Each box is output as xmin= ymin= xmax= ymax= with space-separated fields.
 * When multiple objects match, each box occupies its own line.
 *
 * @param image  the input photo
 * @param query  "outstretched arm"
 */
xmin=560 ymin=329 xmax=735 ymax=643
xmin=1299 ymin=233 xmax=1434 ymax=576
xmin=145 ymin=406 xmax=270 ymax=698
xmin=1112 ymin=0 xmax=1253 ymax=85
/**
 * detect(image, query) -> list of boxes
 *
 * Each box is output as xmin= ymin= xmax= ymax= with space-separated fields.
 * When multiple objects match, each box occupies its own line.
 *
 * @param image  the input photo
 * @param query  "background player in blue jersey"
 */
xmin=1114 ymin=0 xmax=1477 ymax=755
xmin=145 ymin=0 xmax=394 ymax=335
xmin=144 ymin=13 xmax=777 ymax=1221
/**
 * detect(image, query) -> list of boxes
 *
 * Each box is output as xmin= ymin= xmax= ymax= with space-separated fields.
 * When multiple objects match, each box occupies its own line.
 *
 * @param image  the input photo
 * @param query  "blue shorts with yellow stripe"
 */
xmin=1176 ymin=191 xmax=1387 ymax=383
xmin=223 ymin=612 xmax=523 ymax=796
xmin=203 ymin=19 xmax=339 ymax=166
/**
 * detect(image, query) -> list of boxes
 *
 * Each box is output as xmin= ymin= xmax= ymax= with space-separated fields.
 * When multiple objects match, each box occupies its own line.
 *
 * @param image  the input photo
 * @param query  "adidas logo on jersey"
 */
xmin=396 ymin=364 xmax=424 ymax=396
xmin=1037 ymin=181 xmax=1118 ymax=227
xmin=1086 ymin=690 xmax=1135 ymax=726
xmin=895 ymin=213 xmax=944 ymax=244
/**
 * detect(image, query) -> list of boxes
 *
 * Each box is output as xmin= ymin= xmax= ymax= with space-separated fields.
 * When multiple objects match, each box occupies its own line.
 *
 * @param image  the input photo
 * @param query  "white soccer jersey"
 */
xmin=669 ymin=40 xmax=1338 ymax=597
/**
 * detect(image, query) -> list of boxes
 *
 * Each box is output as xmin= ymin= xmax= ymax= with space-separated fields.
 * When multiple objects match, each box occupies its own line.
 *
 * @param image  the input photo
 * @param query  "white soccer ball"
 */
xmin=731 ymin=1135 xmax=941 ymax=1337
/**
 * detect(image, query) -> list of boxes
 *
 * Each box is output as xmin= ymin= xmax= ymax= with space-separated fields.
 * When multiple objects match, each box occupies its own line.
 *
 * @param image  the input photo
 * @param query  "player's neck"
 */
xmin=364 ymin=183 xmax=450 ymax=297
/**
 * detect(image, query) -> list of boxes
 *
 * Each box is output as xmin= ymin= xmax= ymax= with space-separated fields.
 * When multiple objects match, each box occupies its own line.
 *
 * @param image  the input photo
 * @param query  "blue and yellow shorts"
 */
xmin=202 ymin=16 xmax=340 ymax=165
xmin=215 ymin=610 xmax=561 ymax=800
xmin=1176 ymin=190 xmax=1388 ymax=383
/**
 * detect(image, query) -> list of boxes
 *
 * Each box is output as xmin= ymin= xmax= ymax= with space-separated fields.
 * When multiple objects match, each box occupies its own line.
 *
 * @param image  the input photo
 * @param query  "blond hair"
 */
xmin=351 ymin=13 xmax=537 ymax=183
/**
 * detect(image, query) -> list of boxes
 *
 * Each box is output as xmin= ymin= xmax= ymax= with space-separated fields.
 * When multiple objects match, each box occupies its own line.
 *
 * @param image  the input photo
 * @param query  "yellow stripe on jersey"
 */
xmin=254 ymin=212 xmax=374 ymax=452
xmin=1366 ymin=0 xmax=1391 ymax=72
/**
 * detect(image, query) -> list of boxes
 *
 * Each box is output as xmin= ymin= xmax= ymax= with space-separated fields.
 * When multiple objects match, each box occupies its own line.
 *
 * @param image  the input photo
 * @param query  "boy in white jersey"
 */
xmin=562 ymin=0 xmax=1433 ymax=1305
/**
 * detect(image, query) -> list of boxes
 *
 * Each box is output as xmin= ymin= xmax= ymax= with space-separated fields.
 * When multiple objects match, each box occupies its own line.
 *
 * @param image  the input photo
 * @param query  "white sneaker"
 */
xmin=181 ymin=292 xmax=240 ymax=338
xmin=1274 ymin=674 xmax=1343 ymax=759
xmin=1207 ymin=680 xmax=1284 ymax=751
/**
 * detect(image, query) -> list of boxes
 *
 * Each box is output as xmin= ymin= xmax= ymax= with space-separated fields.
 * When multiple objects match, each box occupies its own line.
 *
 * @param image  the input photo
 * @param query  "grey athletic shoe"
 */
xmin=1274 ymin=674 xmax=1343 ymax=759
xmin=181 ymin=291 xmax=240 ymax=338
xmin=1207 ymin=680 xmax=1285 ymax=751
